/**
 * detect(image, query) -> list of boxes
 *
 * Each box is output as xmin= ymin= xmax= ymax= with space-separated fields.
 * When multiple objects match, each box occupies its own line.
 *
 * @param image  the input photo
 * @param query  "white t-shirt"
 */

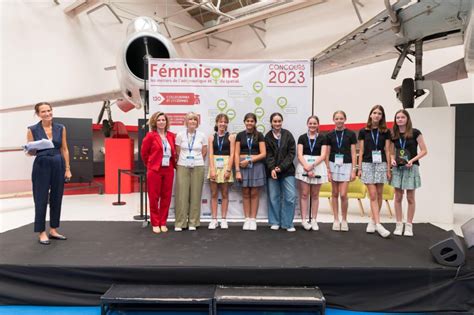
xmin=176 ymin=130 xmax=207 ymax=167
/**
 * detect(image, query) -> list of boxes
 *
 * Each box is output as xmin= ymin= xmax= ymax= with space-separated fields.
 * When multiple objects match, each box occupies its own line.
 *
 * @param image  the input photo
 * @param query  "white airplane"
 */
xmin=313 ymin=0 xmax=474 ymax=108
xmin=0 ymin=16 xmax=177 ymax=115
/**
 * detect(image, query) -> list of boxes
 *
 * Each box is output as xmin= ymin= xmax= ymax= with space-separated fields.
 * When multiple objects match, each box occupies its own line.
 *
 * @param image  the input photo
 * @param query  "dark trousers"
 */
xmin=32 ymin=154 xmax=65 ymax=232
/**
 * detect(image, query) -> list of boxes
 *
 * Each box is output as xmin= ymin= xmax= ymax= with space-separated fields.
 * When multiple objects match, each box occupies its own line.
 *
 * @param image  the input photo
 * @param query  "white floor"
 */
xmin=1 ymin=193 xmax=472 ymax=235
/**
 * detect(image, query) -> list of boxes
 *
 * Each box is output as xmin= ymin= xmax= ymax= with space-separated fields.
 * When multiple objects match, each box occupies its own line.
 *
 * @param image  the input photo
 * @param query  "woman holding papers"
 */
xmin=141 ymin=112 xmax=177 ymax=234
xmin=174 ymin=112 xmax=207 ymax=231
xmin=27 ymin=102 xmax=72 ymax=245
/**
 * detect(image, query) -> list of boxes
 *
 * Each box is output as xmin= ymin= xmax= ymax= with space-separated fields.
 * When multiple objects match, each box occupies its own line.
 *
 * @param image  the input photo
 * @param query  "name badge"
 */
xmin=162 ymin=154 xmax=170 ymax=167
xmin=246 ymin=155 xmax=253 ymax=169
xmin=186 ymin=155 xmax=195 ymax=168
xmin=372 ymin=150 xmax=382 ymax=164
xmin=334 ymin=154 xmax=344 ymax=166
xmin=215 ymin=157 xmax=224 ymax=169
xmin=305 ymin=156 xmax=316 ymax=164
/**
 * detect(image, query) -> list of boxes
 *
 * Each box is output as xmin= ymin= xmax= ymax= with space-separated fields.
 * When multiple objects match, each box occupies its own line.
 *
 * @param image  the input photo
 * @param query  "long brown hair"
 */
xmin=365 ymin=105 xmax=387 ymax=132
xmin=148 ymin=111 xmax=169 ymax=132
xmin=392 ymin=109 xmax=413 ymax=139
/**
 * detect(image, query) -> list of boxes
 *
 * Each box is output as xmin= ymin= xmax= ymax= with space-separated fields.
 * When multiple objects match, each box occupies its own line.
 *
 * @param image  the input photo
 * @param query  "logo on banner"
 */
xmin=153 ymin=92 xmax=200 ymax=105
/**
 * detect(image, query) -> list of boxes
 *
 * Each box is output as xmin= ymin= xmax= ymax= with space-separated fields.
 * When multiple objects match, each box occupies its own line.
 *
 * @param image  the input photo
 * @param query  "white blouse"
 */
xmin=175 ymin=130 xmax=207 ymax=167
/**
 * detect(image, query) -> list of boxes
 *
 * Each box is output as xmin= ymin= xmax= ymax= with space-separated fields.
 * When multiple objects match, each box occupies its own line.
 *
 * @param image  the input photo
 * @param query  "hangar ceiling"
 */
xmin=63 ymin=0 xmax=327 ymax=47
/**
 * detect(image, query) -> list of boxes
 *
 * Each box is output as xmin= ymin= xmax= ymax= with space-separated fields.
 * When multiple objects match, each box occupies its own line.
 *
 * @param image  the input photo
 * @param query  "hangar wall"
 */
xmin=1 ymin=1 xmax=472 ymax=221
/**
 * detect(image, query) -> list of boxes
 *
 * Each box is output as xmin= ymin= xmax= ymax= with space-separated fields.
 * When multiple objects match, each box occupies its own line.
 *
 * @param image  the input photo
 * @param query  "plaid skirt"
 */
xmin=361 ymin=162 xmax=387 ymax=184
xmin=390 ymin=165 xmax=421 ymax=190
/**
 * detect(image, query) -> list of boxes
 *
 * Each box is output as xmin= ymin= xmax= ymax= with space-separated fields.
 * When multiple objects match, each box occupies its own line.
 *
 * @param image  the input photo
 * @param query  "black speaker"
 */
xmin=461 ymin=218 xmax=474 ymax=248
xmin=429 ymin=230 xmax=466 ymax=267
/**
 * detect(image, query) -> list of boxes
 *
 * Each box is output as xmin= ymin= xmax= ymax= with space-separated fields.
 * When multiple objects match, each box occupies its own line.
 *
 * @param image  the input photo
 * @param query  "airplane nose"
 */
xmin=125 ymin=36 xmax=170 ymax=80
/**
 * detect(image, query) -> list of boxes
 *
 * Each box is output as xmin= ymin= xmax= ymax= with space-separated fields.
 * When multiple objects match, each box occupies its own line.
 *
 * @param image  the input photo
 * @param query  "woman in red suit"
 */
xmin=141 ymin=112 xmax=176 ymax=234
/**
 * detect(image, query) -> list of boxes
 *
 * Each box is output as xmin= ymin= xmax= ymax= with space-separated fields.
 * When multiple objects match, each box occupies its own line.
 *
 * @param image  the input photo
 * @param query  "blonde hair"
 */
xmin=185 ymin=112 xmax=200 ymax=127
xmin=148 ymin=111 xmax=169 ymax=132
xmin=333 ymin=110 xmax=347 ymax=120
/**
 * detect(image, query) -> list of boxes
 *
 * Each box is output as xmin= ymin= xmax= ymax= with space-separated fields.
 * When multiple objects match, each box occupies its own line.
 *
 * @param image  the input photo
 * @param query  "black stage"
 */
xmin=0 ymin=222 xmax=473 ymax=312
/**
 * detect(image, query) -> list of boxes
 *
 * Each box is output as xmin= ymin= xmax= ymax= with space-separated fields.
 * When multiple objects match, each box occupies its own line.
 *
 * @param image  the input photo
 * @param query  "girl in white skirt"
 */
xmin=325 ymin=111 xmax=357 ymax=232
xmin=390 ymin=109 xmax=427 ymax=237
xmin=357 ymin=105 xmax=392 ymax=238
xmin=207 ymin=114 xmax=235 ymax=230
xmin=296 ymin=116 xmax=328 ymax=231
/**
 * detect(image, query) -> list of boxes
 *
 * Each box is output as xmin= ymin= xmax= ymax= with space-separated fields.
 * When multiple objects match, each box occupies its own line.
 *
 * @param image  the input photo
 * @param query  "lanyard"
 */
xmin=216 ymin=132 xmax=227 ymax=154
xmin=399 ymin=137 xmax=406 ymax=150
xmin=162 ymin=135 xmax=169 ymax=154
xmin=246 ymin=135 xmax=253 ymax=154
xmin=307 ymin=132 xmax=318 ymax=154
xmin=371 ymin=129 xmax=379 ymax=150
xmin=335 ymin=129 xmax=344 ymax=151
xmin=272 ymin=130 xmax=281 ymax=148
xmin=187 ymin=132 xmax=196 ymax=153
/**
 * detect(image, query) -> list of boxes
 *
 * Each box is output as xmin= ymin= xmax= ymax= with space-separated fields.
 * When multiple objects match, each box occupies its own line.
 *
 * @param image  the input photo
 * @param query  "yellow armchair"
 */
xmin=347 ymin=178 xmax=367 ymax=216
xmin=319 ymin=182 xmax=333 ymax=212
xmin=382 ymin=184 xmax=394 ymax=218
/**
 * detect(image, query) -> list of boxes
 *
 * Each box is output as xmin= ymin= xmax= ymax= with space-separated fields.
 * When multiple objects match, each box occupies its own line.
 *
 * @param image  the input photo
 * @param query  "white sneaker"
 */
xmin=302 ymin=221 xmax=312 ymax=231
xmin=394 ymin=222 xmax=404 ymax=236
xmin=208 ymin=219 xmax=218 ymax=230
xmin=404 ymin=223 xmax=414 ymax=237
xmin=376 ymin=223 xmax=390 ymax=238
xmin=174 ymin=227 xmax=182 ymax=232
xmin=270 ymin=225 xmax=280 ymax=230
xmin=287 ymin=227 xmax=296 ymax=232
xmin=332 ymin=221 xmax=341 ymax=231
xmin=311 ymin=220 xmax=319 ymax=231
xmin=243 ymin=218 xmax=250 ymax=230
xmin=220 ymin=219 xmax=228 ymax=229
xmin=188 ymin=226 xmax=196 ymax=231
xmin=249 ymin=219 xmax=257 ymax=231
xmin=366 ymin=221 xmax=376 ymax=233
xmin=340 ymin=221 xmax=349 ymax=232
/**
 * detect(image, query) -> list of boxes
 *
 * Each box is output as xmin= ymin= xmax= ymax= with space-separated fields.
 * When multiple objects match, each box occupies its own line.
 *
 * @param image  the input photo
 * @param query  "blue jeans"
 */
xmin=267 ymin=176 xmax=296 ymax=228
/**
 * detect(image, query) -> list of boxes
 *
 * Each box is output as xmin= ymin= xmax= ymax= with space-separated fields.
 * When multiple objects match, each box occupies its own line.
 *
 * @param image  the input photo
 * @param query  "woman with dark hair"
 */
xmin=357 ymin=105 xmax=391 ymax=238
xmin=27 ymin=102 xmax=71 ymax=245
xmin=390 ymin=109 xmax=427 ymax=236
xmin=265 ymin=113 xmax=297 ymax=232
xmin=141 ymin=111 xmax=177 ymax=234
xmin=325 ymin=110 xmax=357 ymax=232
xmin=235 ymin=113 xmax=266 ymax=231
xmin=295 ymin=115 xmax=328 ymax=231
xmin=207 ymin=113 xmax=235 ymax=229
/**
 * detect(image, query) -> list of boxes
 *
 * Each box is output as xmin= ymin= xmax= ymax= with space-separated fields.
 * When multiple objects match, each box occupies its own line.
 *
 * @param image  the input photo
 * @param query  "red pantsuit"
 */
xmin=141 ymin=131 xmax=177 ymax=227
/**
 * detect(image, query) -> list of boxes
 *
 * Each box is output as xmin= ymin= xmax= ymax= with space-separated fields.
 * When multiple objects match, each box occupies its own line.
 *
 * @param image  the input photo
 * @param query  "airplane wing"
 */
xmin=0 ymin=90 xmax=123 ymax=113
xmin=313 ymin=0 xmax=467 ymax=76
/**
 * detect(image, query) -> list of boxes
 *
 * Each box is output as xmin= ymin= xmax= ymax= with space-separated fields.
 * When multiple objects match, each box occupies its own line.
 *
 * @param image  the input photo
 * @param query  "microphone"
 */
xmin=302 ymin=173 xmax=321 ymax=179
